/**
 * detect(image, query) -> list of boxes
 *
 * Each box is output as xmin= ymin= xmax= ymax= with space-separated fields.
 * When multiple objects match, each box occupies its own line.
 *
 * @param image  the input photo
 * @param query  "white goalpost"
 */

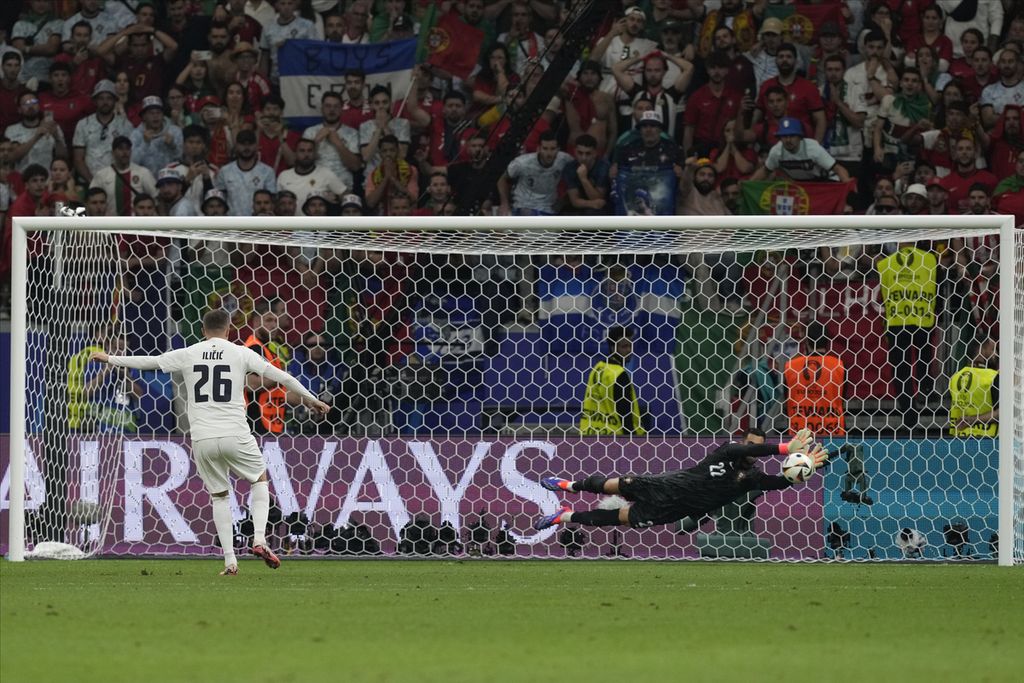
xmin=4 ymin=215 xmax=1021 ymax=565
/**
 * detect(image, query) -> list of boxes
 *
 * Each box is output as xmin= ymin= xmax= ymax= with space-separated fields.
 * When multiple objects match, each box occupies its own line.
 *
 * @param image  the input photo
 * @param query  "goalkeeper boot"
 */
xmin=533 ymin=506 xmax=572 ymax=531
xmin=219 ymin=565 xmax=238 ymax=576
xmin=540 ymin=477 xmax=574 ymax=493
xmin=253 ymin=544 xmax=281 ymax=569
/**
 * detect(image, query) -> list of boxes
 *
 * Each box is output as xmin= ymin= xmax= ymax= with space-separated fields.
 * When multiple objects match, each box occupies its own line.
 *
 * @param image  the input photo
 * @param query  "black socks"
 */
xmin=572 ymin=475 xmax=608 ymax=494
xmin=568 ymin=509 xmax=622 ymax=526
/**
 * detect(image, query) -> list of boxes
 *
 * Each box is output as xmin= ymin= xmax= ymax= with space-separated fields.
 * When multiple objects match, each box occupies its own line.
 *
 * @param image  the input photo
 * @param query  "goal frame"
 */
xmin=6 ymin=214 xmax=1020 ymax=565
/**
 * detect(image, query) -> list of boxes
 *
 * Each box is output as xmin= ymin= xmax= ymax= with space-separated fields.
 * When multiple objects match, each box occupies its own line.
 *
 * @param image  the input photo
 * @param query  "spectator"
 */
xmin=338 ymin=1 xmax=371 ymax=44
xmin=205 ymin=22 xmax=236 ymax=92
xmin=159 ymin=0 xmax=213 ymax=87
xmin=678 ymin=156 xmax=727 ymax=215
xmin=84 ymin=186 xmax=107 ymax=216
xmin=155 ymin=167 xmax=196 ymax=216
xmin=416 ymin=171 xmax=452 ymax=215
xmin=901 ymin=183 xmax=929 ymax=215
xmin=926 ymin=178 xmax=950 ymax=213
xmin=949 ymin=338 xmax=999 ymax=437
xmin=229 ymin=42 xmax=270 ymax=112
xmin=613 ymin=108 xmax=680 ymax=169
xmin=338 ymin=69 xmax=370 ymax=129
xmin=445 ymin=133 xmax=491 ymax=206
xmin=97 ymin=24 xmax=177 ymax=104
xmin=10 ymin=0 xmax=63 ymax=87
xmin=407 ymin=85 xmax=476 ymax=170
xmin=917 ymin=100 xmax=987 ymax=176
xmin=498 ymin=130 xmax=572 ymax=215
xmin=302 ymin=90 xmax=361 ymax=192
xmin=579 ymin=325 xmax=645 ymax=437
xmin=48 ymin=157 xmax=83 ymax=203
xmin=808 ymin=21 xmax=851 ymax=87
xmin=877 ymin=241 xmax=939 ymax=426
xmin=783 ymin=322 xmax=846 ymax=437
xmin=873 ymin=67 xmax=932 ymax=172
xmin=252 ymin=187 xmax=274 ymax=216
xmin=872 ymin=192 xmax=902 ymax=216
xmin=745 ymin=17 xmax=785 ymax=92
xmin=822 ymin=54 xmax=867 ymax=192
xmin=340 ymin=193 xmax=363 ymax=216
xmin=710 ymin=119 xmax=756 ymax=182
xmin=274 ymin=189 xmax=297 ymax=216
xmin=497 ymin=1 xmax=547 ymax=77
xmin=112 ymin=69 xmax=142 ymax=126
xmin=61 ymin=0 xmax=126 ymax=50
xmin=980 ymin=48 xmax=1024 ymax=129
xmin=38 ymin=61 xmax=94 ymax=144
xmin=215 ymin=128 xmax=276 ymax=216
xmin=254 ymin=94 xmax=298 ymax=174
xmin=938 ymin=0 xmax=1003 ymax=55
xmin=989 ymin=105 xmax=1023 ymax=180
xmin=697 ymin=0 xmax=760 ymax=58
xmin=8 ymin=162 xmax=49 ymax=222
xmin=130 ymin=96 xmax=184 ymax=177
xmin=201 ymin=187 xmax=229 ymax=216
xmin=708 ymin=25 xmax=756 ymax=95
xmin=591 ymin=8 xmax=657 ymax=95
xmin=72 ymin=79 xmax=134 ymax=183
xmin=750 ymin=117 xmax=851 ymax=182
xmin=6 ymin=92 xmax=66 ymax=173
xmin=60 ymin=21 xmax=105 ymax=98
xmin=132 ymin=192 xmax=156 ymax=216
xmin=557 ymin=61 xmax=615 ymax=156
xmin=0 ymin=52 xmax=26 ymax=135
xmin=212 ymin=0 xmax=263 ymax=48
xmin=960 ymin=46 xmax=998 ymax=103
xmin=913 ymin=45 xmax=951 ymax=107
xmin=259 ymin=0 xmax=317 ymax=84
xmin=562 ymin=134 xmax=609 ymax=215
xmin=90 ymin=135 xmax=157 ymax=216
xmin=735 ymin=84 xmax=790 ymax=151
xmin=358 ymin=85 xmax=410 ymax=167
xmin=755 ymin=43 xmax=826 ymax=143
xmin=302 ymin=190 xmax=330 ymax=216
xmin=844 ymin=29 xmax=895 ymax=133
xmin=965 ymin=181 xmax=995 ymax=215
xmin=720 ymin=177 xmax=741 ymax=214
xmin=611 ymin=50 xmax=693 ymax=138
xmin=175 ymin=51 xmax=219 ymax=111
xmin=949 ymin=28 xmax=986 ymax=81
xmin=164 ymin=124 xmax=216 ymax=209
xmin=938 ymin=137 xmax=998 ymax=212
xmin=683 ymin=50 xmax=742 ymax=157
xmin=278 ymin=138 xmax=348 ymax=214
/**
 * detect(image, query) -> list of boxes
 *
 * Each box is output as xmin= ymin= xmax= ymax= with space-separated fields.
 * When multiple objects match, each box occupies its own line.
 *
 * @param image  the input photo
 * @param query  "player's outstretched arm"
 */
xmin=90 ymin=350 xmax=163 ymax=370
xmin=255 ymin=362 xmax=330 ymax=416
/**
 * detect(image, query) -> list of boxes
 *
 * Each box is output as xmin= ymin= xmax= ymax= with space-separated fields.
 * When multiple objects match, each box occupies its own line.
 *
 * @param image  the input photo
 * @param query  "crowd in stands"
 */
xmin=0 ymin=0 xmax=1021 ymax=436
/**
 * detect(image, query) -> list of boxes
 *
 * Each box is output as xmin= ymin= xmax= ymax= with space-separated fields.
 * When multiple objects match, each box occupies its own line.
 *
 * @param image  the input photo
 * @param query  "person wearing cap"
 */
xmin=613 ymin=107 xmax=679 ymax=167
xmin=275 ymin=189 xmax=298 ymax=216
xmin=72 ymin=79 xmax=134 ymax=182
xmin=590 ymin=7 xmax=658 ymax=95
xmin=679 ymin=155 xmax=727 ymax=215
xmin=611 ymin=48 xmax=694 ymax=139
xmin=751 ymin=116 xmax=851 ymax=182
xmin=301 ymin=190 xmax=331 ymax=217
xmin=201 ymin=188 xmax=230 ymax=216
xmin=155 ymin=166 xmax=196 ymax=217
xmin=10 ymin=0 xmax=63 ymax=86
xmin=229 ymin=41 xmax=271 ymax=112
xmin=901 ymin=183 xmax=929 ymax=215
xmin=697 ymin=0 xmax=761 ymax=59
xmin=6 ymin=91 xmax=67 ymax=173
xmin=38 ymin=61 xmax=94 ymax=144
xmin=754 ymin=43 xmax=826 ymax=143
xmin=684 ymin=50 xmax=743 ymax=156
xmin=258 ymin=0 xmax=317 ymax=83
xmin=89 ymin=134 xmax=157 ymax=216
xmin=278 ymin=138 xmax=348 ymax=215
xmin=385 ymin=14 xmax=415 ymax=41
xmin=926 ymin=179 xmax=950 ymax=214
xmin=745 ymin=17 xmax=786 ymax=92
xmin=339 ymin=193 xmax=364 ymax=216
xmin=214 ymin=128 xmax=277 ymax=216
xmin=129 ymin=95 xmax=184 ymax=176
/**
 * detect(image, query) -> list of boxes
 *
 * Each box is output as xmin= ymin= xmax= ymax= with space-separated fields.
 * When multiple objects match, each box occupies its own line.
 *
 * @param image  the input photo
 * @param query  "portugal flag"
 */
xmin=739 ymin=181 xmax=854 ymax=215
xmin=765 ymin=1 xmax=847 ymax=45
xmin=417 ymin=7 xmax=484 ymax=80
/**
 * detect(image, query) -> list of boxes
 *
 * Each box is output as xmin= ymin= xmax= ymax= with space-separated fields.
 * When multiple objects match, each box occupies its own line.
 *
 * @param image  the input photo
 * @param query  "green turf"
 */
xmin=2 ymin=560 xmax=1022 ymax=683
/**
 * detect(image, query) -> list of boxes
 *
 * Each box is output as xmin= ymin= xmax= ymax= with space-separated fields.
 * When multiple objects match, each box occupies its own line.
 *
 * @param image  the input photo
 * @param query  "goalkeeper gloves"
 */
xmin=786 ymin=428 xmax=814 ymax=454
xmin=808 ymin=444 xmax=830 ymax=469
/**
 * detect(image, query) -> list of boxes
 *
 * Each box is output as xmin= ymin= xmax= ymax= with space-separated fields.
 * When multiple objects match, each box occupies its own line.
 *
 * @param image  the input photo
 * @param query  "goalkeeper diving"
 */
xmin=534 ymin=428 xmax=829 ymax=530
xmin=89 ymin=309 xmax=329 ymax=575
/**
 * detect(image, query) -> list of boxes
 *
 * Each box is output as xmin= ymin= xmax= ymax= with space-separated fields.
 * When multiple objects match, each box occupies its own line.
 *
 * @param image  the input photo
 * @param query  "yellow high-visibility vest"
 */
xmin=878 ymin=247 xmax=938 ymax=328
xmin=949 ymin=366 xmax=998 ymax=437
xmin=579 ymin=362 xmax=646 ymax=437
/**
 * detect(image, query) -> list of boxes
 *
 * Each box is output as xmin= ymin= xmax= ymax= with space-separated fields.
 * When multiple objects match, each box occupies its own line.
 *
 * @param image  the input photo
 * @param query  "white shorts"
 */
xmin=191 ymin=434 xmax=266 ymax=494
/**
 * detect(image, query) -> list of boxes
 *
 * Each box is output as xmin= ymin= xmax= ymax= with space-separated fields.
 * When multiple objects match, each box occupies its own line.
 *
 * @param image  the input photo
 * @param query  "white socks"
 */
xmin=211 ymin=495 xmax=236 ymax=568
xmin=251 ymin=480 xmax=270 ymax=548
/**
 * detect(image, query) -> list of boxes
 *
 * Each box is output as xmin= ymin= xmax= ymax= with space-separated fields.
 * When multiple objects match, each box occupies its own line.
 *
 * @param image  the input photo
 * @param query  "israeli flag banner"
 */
xmin=278 ymin=38 xmax=418 ymax=129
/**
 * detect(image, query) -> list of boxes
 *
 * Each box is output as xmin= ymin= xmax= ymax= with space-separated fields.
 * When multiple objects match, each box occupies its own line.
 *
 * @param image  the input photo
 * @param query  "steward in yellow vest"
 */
xmin=580 ymin=326 xmax=646 ymax=437
xmin=949 ymin=339 xmax=999 ymax=437
xmin=877 ymin=244 xmax=938 ymax=329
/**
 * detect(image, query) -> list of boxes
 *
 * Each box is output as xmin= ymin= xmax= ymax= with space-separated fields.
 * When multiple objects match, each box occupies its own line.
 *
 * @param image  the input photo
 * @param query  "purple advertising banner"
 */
xmin=0 ymin=436 xmax=824 ymax=559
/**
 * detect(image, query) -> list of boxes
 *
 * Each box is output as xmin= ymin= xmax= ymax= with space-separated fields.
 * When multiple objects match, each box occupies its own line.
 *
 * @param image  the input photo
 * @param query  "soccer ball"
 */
xmin=781 ymin=453 xmax=815 ymax=484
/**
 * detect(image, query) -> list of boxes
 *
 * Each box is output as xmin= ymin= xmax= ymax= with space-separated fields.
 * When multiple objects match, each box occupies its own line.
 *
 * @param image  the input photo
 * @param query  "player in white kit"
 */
xmin=89 ymin=309 xmax=329 ymax=575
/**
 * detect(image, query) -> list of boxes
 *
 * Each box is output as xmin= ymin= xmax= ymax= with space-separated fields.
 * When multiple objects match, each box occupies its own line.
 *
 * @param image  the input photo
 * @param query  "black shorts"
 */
xmin=618 ymin=474 xmax=699 ymax=529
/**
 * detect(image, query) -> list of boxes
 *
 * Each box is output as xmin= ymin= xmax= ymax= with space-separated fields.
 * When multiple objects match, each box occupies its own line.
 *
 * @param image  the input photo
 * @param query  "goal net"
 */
xmin=3 ymin=217 xmax=1021 ymax=564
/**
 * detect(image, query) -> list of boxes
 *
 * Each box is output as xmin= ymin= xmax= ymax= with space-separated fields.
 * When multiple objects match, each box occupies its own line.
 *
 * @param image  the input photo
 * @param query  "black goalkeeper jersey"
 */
xmin=621 ymin=442 xmax=792 ymax=528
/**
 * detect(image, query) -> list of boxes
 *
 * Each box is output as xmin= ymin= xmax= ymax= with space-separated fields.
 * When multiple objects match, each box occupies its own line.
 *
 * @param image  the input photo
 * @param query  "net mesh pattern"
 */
xmin=3 ymin=220 xmax=1019 ymax=562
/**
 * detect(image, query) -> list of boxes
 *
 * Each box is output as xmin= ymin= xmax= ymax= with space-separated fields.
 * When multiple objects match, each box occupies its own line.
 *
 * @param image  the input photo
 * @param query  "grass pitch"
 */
xmin=2 ymin=559 xmax=1022 ymax=683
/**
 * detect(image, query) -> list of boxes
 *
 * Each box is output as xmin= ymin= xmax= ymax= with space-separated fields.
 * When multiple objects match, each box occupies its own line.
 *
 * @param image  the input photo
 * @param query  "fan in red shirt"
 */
xmin=0 ymin=52 xmax=26 ymax=135
xmin=684 ymin=50 xmax=742 ymax=157
xmin=754 ymin=43 xmax=826 ymax=142
xmin=407 ymin=86 xmax=477 ymax=170
xmin=38 ymin=62 xmax=94 ymax=144
xmin=229 ymin=42 xmax=270 ymax=111
xmin=3 ymin=163 xmax=51 ymax=283
xmin=939 ymin=137 xmax=998 ymax=213
xmin=737 ymin=85 xmax=790 ymax=150
xmin=903 ymin=4 xmax=953 ymax=66
xmin=989 ymin=105 xmax=1024 ymax=181
xmin=255 ymin=95 xmax=300 ymax=174
xmin=58 ymin=20 xmax=107 ymax=97
xmin=339 ymin=70 xmax=373 ymax=130
xmin=214 ymin=0 xmax=263 ymax=47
